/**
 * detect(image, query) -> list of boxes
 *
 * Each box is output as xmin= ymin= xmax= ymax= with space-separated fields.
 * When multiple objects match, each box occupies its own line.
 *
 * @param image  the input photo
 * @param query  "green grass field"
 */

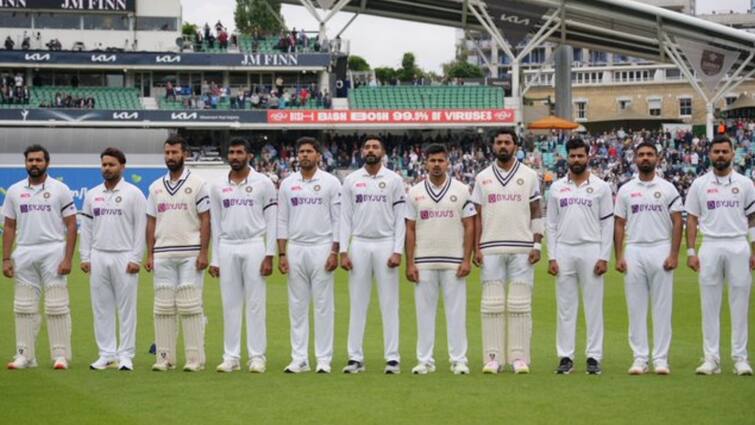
xmin=0 ymin=251 xmax=752 ymax=425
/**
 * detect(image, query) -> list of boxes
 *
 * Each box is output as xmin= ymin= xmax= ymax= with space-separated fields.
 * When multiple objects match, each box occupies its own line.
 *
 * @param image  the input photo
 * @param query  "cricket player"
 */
xmin=614 ymin=142 xmax=683 ymax=375
xmin=471 ymin=129 xmax=543 ymax=374
xmin=685 ymin=135 xmax=754 ymax=376
xmin=340 ymin=135 xmax=406 ymax=374
xmin=406 ymin=144 xmax=475 ymax=375
xmin=79 ymin=148 xmax=147 ymax=371
xmin=209 ymin=138 xmax=276 ymax=374
xmin=145 ymin=135 xmax=211 ymax=372
xmin=278 ymin=137 xmax=340 ymax=374
xmin=3 ymin=144 xmax=77 ymax=370
xmin=546 ymin=138 xmax=613 ymax=375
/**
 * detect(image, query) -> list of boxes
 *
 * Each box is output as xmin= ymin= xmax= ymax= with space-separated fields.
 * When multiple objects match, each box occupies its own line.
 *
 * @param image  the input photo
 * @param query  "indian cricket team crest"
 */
xmin=517 ymin=178 xmax=524 ymax=186
xmin=314 ymin=184 xmax=321 ymax=192
xmin=450 ymin=195 xmax=458 ymax=202
xmin=586 ymin=187 xmax=594 ymax=194
xmin=732 ymin=187 xmax=740 ymax=194
xmin=245 ymin=186 xmax=253 ymax=193
xmin=185 ymin=187 xmax=193 ymax=194
xmin=43 ymin=191 xmax=50 ymax=199
xmin=654 ymin=191 xmax=662 ymax=199
xmin=115 ymin=196 xmax=122 ymax=203
xmin=379 ymin=181 xmax=386 ymax=189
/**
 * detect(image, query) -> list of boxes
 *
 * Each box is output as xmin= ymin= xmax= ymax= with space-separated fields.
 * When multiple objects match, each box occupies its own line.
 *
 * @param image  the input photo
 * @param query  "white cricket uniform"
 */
xmin=210 ymin=170 xmax=277 ymax=363
xmin=2 ymin=176 xmax=77 ymax=361
xmin=471 ymin=161 xmax=542 ymax=365
xmin=79 ymin=179 xmax=147 ymax=362
xmin=615 ymin=175 xmax=682 ymax=365
xmin=685 ymin=170 xmax=755 ymax=362
xmin=546 ymin=174 xmax=614 ymax=361
xmin=407 ymin=176 xmax=475 ymax=366
xmin=278 ymin=169 xmax=341 ymax=366
xmin=340 ymin=165 xmax=406 ymax=363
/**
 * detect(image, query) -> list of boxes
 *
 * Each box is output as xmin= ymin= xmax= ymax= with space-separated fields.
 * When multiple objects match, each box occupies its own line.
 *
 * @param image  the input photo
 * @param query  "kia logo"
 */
xmin=24 ymin=53 xmax=50 ymax=61
xmin=156 ymin=55 xmax=181 ymax=64
xmin=499 ymin=13 xmax=531 ymax=25
xmin=112 ymin=112 xmax=139 ymax=120
xmin=91 ymin=54 xmax=117 ymax=63
xmin=171 ymin=112 xmax=198 ymax=120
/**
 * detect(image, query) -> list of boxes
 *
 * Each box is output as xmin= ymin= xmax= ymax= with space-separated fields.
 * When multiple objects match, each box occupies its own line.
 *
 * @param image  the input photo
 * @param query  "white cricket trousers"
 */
xmin=347 ymin=237 xmax=400 ymax=363
xmin=90 ymin=250 xmax=139 ymax=361
xmin=415 ymin=269 xmax=467 ymax=365
xmin=288 ymin=242 xmax=334 ymax=365
xmin=218 ymin=239 xmax=267 ymax=362
xmin=699 ymin=238 xmax=752 ymax=362
xmin=624 ymin=242 xmax=673 ymax=364
xmin=556 ymin=242 xmax=604 ymax=361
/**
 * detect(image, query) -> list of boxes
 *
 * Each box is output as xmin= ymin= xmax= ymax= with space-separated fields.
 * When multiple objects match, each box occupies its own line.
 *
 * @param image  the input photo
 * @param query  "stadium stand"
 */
xmin=349 ymin=86 xmax=505 ymax=110
xmin=0 ymin=86 xmax=142 ymax=110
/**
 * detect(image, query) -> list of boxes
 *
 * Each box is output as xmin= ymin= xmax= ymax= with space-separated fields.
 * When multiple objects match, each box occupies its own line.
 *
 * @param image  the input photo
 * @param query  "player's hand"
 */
xmin=340 ymin=253 xmax=352 ymax=271
xmin=663 ymin=255 xmax=678 ymax=271
xmin=3 ymin=259 xmax=14 ymax=278
xmin=473 ymin=250 xmax=483 ymax=267
xmin=593 ymin=260 xmax=608 ymax=276
xmin=528 ymin=249 xmax=541 ymax=265
xmin=406 ymin=263 xmax=419 ymax=283
xmin=324 ymin=253 xmax=338 ymax=273
xmin=547 ymin=260 xmax=559 ymax=276
xmin=278 ymin=256 xmax=289 ymax=274
xmin=209 ymin=266 xmax=220 ymax=278
xmin=260 ymin=255 xmax=273 ymax=277
xmin=144 ymin=255 xmax=153 ymax=273
xmin=750 ymin=254 xmax=755 ymax=271
xmin=687 ymin=255 xmax=700 ymax=272
xmin=195 ymin=253 xmax=209 ymax=271
xmin=615 ymin=258 xmax=627 ymax=274
xmin=456 ymin=260 xmax=471 ymax=278
xmin=80 ymin=261 xmax=91 ymax=274
xmin=387 ymin=253 xmax=401 ymax=268
xmin=57 ymin=258 xmax=72 ymax=276
xmin=126 ymin=262 xmax=140 ymax=274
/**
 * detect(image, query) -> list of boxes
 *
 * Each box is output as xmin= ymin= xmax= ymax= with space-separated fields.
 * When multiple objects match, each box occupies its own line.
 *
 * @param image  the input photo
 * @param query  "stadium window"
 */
xmin=79 ymin=72 xmax=104 ymax=86
xmin=53 ymin=72 xmax=76 ymax=86
xmin=83 ymin=15 xmax=130 ymax=31
xmin=106 ymin=73 xmax=124 ymax=88
xmin=725 ymin=95 xmax=738 ymax=105
xmin=203 ymin=71 xmax=223 ymax=86
xmin=572 ymin=47 xmax=583 ymax=63
xmin=647 ymin=98 xmax=662 ymax=116
xmin=679 ymin=97 xmax=692 ymax=116
xmin=33 ymin=71 xmax=54 ymax=86
xmin=34 ymin=13 xmax=82 ymax=30
xmin=136 ymin=17 xmax=178 ymax=32
xmin=153 ymin=72 xmax=177 ymax=88
xmin=574 ymin=101 xmax=587 ymax=120
xmin=618 ymin=98 xmax=632 ymax=111
xmin=0 ymin=11 xmax=31 ymax=28
xmin=229 ymin=72 xmax=249 ymax=88
xmin=666 ymin=68 xmax=681 ymax=80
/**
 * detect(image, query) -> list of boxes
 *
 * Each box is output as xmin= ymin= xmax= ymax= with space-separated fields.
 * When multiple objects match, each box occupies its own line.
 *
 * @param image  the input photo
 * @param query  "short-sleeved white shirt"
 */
xmin=2 ymin=176 xmax=76 ymax=246
xmin=685 ymin=170 xmax=755 ymax=239
xmin=614 ymin=175 xmax=683 ymax=244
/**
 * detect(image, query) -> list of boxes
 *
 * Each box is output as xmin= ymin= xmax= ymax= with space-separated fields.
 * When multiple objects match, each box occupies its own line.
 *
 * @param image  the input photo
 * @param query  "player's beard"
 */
xmin=496 ymin=149 xmax=513 ymax=163
xmin=26 ymin=164 xmax=47 ymax=178
xmin=102 ymin=170 xmax=121 ymax=183
xmin=364 ymin=154 xmax=380 ymax=165
xmin=299 ymin=158 xmax=315 ymax=171
xmin=713 ymin=159 xmax=731 ymax=171
xmin=569 ymin=162 xmax=587 ymax=175
xmin=229 ymin=159 xmax=247 ymax=171
xmin=166 ymin=157 xmax=184 ymax=172
xmin=637 ymin=161 xmax=655 ymax=174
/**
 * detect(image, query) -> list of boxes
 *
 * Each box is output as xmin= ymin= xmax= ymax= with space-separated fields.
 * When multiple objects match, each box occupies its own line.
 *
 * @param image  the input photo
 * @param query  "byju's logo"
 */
xmin=171 ymin=112 xmax=198 ymax=120
xmin=156 ymin=55 xmax=181 ymax=64
xmin=112 ymin=112 xmax=139 ymax=120
xmin=24 ymin=53 xmax=50 ymax=61
xmin=91 ymin=54 xmax=117 ymax=63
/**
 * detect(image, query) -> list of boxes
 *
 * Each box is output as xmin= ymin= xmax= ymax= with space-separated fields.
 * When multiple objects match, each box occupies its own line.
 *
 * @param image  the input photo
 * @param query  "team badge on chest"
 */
xmin=185 ymin=187 xmax=193 ymax=194
xmin=246 ymin=186 xmax=253 ymax=193
xmin=314 ymin=184 xmax=321 ymax=192
xmin=378 ymin=181 xmax=386 ymax=189
xmin=586 ymin=187 xmax=594 ymax=194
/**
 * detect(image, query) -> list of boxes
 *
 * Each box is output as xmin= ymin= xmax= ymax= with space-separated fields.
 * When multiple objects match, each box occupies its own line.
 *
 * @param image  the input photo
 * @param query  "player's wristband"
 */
xmin=687 ymin=248 xmax=697 ymax=257
xmin=532 ymin=242 xmax=542 ymax=251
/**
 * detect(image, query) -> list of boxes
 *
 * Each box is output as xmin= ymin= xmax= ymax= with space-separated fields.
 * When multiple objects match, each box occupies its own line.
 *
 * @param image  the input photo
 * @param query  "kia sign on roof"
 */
xmin=485 ymin=0 xmax=549 ymax=47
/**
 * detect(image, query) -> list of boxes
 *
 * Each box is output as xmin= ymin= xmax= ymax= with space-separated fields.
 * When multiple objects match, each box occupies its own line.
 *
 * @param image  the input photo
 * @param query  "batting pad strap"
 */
xmin=506 ymin=282 xmax=532 ymax=314
xmin=153 ymin=286 xmax=177 ymax=315
xmin=14 ymin=284 xmax=39 ymax=314
xmin=530 ymin=218 xmax=544 ymax=236
xmin=176 ymin=285 xmax=203 ymax=316
xmin=43 ymin=285 xmax=70 ymax=316
xmin=480 ymin=281 xmax=506 ymax=314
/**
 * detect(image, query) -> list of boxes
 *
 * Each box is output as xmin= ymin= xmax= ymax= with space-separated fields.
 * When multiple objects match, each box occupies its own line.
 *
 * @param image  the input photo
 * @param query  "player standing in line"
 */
xmin=471 ymin=129 xmax=543 ymax=374
xmin=79 ymin=148 xmax=147 ymax=372
xmin=405 ymin=144 xmax=475 ymax=375
xmin=210 ymin=138 xmax=277 ymax=374
xmin=614 ymin=142 xmax=683 ymax=375
xmin=340 ymin=135 xmax=406 ymax=374
xmin=3 ymin=145 xmax=77 ymax=370
xmin=145 ymin=135 xmax=211 ymax=372
xmin=277 ymin=137 xmax=341 ymax=374
xmin=546 ymin=138 xmax=614 ymax=375
xmin=685 ymin=135 xmax=754 ymax=376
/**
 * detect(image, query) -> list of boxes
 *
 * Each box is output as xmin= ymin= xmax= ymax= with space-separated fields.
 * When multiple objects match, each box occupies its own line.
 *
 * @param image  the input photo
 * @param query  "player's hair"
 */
xmin=711 ymin=135 xmax=733 ymax=149
xmin=228 ymin=137 xmax=251 ymax=154
xmin=424 ymin=143 xmax=447 ymax=157
xmin=565 ymin=138 xmax=589 ymax=155
xmin=23 ymin=144 xmax=50 ymax=162
xmin=296 ymin=136 xmax=321 ymax=154
xmin=101 ymin=147 xmax=127 ymax=164
xmin=362 ymin=134 xmax=385 ymax=150
xmin=493 ymin=128 xmax=518 ymax=145
xmin=633 ymin=141 xmax=658 ymax=154
xmin=164 ymin=134 xmax=188 ymax=152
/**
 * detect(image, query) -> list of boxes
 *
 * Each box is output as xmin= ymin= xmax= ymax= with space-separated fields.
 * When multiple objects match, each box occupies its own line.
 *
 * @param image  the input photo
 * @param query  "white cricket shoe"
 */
xmin=628 ymin=359 xmax=649 ymax=375
xmin=384 ymin=360 xmax=401 ymax=374
xmin=315 ymin=362 xmax=331 ymax=374
xmin=695 ymin=359 xmax=721 ymax=375
xmin=411 ymin=362 xmax=436 ymax=375
xmin=482 ymin=359 xmax=502 ymax=374
xmin=284 ymin=360 xmax=311 ymax=374
xmin=451 ymin=362 xmax=470 ymax=375
xmin=53 ymin=357 xmax=68 ymax=370
xmin=183 ymin=360 xmax=203 ymax=372
xmin=248 ymin=358 xmax=266 ymax=373
xmin=342 ymin=360 xmax=365 ymax=374
xmin=118 ymin=358 xmax=134 ymax=371
xmin=151 ymin=358 xmax=173 ymax=372
xmin=216 ymin=359 xmax=240 ymax=373
xmin=7 ymin=355 xmax=37 ymax=370
xmin=89 ymin=357 xmax=117 ymax=370
xmin=653 ymin=360 xmax=670 ymax=375
xmin=512 ymin=359 xmax=530 ymax=374
xmin=734 ymin=360 xmax=753 ymax=376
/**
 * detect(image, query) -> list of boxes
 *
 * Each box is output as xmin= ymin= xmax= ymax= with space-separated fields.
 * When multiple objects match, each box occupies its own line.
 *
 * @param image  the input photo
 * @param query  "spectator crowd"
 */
xmin=0 ymin=72 xmax=29 ymax=105
xmin=165 ymin=79 xmax=331 ymax=110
